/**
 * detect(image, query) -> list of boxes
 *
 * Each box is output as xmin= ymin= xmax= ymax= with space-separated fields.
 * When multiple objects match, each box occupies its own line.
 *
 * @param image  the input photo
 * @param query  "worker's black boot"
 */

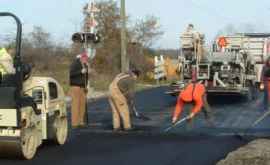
xmin=78 ymin=123 xmax=88 ymax=129
xmin=112 ymin=128 xmax=122 ymax=133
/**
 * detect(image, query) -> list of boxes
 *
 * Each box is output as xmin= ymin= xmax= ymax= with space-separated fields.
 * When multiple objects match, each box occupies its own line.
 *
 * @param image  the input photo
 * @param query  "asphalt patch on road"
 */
xmin=1 ymin=87 xmax=270 ymax=165
xmin=85 ymin=86 xmax=270 ymax=137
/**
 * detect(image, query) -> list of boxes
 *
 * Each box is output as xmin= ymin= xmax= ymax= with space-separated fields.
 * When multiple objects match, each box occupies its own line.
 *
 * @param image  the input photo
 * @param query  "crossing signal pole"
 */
xmin=120 ymin=0 xmax=129 ymax=72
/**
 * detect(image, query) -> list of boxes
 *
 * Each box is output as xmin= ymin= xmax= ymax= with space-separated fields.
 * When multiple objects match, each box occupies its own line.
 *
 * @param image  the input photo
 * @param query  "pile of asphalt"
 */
xmin=217 ymin=139 xmax=270 ymax=165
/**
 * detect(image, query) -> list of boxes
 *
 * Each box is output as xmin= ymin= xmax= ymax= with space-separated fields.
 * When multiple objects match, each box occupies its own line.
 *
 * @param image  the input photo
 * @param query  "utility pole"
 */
xmin=120 ymin=0 xmax=129 ymax=72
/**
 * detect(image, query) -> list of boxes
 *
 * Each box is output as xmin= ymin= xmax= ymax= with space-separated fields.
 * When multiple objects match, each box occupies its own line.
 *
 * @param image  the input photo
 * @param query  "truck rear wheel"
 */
xmin=53 ymin=116 xmax=68 ymax=145
xmin=20 ymin=128 xmax=38 ymax=160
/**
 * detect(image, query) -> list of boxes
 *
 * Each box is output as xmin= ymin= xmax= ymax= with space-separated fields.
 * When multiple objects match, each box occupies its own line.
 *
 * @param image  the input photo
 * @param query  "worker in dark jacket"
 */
xmin=261 ymin=57 xmax=270 ymax=111
xmin=108 ymin=70 xmax=140 ymax=132
xmin=69 ymin=52 xmax=89 ymax=128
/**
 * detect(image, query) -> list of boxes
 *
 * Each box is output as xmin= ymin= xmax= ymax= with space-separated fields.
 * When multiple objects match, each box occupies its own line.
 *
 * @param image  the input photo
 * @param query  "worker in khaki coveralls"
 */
xmin=69 ymin=52 xmax=89 ymax=128
xmin=109 ymin=70 xmax=140 ymax=132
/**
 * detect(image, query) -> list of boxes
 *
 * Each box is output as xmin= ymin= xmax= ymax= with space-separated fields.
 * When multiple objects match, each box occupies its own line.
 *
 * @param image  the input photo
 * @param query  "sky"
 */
xmin=1 ymin=0 xmax=270 ymax=49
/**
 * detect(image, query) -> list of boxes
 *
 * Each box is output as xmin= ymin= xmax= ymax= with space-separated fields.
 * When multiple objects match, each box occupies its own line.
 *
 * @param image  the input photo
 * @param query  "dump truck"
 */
xmin=0 ymin=12 xmax=68 ymax=160
xmin=167 ymin=25 xmax=265 ymax=98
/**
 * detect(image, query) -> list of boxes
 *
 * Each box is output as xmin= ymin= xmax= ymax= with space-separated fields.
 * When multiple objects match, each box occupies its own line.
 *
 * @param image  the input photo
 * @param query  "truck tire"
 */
xmin=53 ymin=116 xmax=68 ymax=145
xmin=20 ymin=128 xmax=38 ymax=160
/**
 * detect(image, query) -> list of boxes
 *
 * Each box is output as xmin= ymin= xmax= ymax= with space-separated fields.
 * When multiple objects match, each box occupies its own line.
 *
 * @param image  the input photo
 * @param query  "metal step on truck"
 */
xmin=0 ymin=12 xmax=68 ymax=160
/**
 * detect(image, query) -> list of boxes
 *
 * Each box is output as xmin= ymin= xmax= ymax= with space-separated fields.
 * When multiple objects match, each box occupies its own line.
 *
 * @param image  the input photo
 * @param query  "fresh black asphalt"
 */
xmin=1 ymin=86 xmax=270 ymax=165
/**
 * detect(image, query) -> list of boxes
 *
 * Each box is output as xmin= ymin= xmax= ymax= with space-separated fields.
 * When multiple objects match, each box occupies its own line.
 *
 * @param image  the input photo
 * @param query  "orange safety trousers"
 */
xmin=173 ymin=83 xmax=206 ymax=119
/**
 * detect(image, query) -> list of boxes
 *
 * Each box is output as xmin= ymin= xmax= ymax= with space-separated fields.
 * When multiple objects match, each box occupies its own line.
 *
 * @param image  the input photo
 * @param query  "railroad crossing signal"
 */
xmin=83 ymin=1 xmax=100 ymax=16
xmin=72 ymin=1 xmax=101 ymax=53
xmin=84 ymin=1 xmax=100 ymax=33
xmin=74 ymin=1 xmax=101 ymax=44
xmin=88 ymin=17 xmax=98 ymax=27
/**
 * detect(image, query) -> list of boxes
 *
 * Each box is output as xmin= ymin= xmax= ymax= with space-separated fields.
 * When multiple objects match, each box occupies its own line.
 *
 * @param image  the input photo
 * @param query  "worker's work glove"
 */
xmin=81 ymin=68 xmax=87 ymax=74
xmin=260 ymin=83 xmax=264 ymax=91
xmin=187 ymin=112 xmax=195 ymax=120
xmin=172 ymin=116 xmax=178 ymax=125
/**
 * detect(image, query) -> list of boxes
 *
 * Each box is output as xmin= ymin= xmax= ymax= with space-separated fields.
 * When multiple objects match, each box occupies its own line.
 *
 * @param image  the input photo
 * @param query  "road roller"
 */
xmin=0 ymin=12 xmax=68 ymax=159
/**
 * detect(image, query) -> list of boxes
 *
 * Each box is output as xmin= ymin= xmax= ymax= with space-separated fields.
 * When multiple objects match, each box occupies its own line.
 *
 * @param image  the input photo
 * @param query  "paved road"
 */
xmin=88 ymin=86 xmax=270 ymax=136
xmin=1 ymin=86 xmax=270 ymax=165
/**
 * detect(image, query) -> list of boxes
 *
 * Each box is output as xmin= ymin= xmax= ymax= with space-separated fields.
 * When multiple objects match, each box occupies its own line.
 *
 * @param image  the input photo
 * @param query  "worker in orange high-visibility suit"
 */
xmin=172 ymin=81 xmax=212 ymax=124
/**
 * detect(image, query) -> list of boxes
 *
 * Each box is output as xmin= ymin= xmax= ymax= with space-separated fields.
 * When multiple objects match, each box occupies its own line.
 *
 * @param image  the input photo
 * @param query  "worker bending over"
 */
xmin=108 ymin=70 xmax=140 ymax=132
xmin=172 ymin=80 xmax=212 ymax=125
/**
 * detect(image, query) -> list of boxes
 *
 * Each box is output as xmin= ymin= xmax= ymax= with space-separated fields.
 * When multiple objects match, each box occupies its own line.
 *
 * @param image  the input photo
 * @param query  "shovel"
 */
xmin=164 ymin=116 xmax=189 ymax=132
xmin=132 ymin=107 xmax=151 ymax=121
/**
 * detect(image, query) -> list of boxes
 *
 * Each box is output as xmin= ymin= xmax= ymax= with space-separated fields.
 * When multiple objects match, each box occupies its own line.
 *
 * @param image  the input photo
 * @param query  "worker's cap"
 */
xmin=131 ymin=69 xmax=141 ymax=77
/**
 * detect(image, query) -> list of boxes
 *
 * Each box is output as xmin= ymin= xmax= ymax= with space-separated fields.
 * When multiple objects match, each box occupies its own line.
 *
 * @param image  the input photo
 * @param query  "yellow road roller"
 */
xmin=0 ymin=12 xmax=68 ymax=160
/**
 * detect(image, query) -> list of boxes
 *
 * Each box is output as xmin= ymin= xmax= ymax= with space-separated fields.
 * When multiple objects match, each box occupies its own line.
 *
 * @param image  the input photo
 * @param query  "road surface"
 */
xmin=1 ymin=86 xmax=270 ymax=165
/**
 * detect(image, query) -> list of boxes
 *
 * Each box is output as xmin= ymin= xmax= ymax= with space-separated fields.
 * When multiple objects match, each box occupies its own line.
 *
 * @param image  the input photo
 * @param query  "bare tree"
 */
xmin=29 ymin=26 xmax=52 ymax=49
xmin=131 ymin=15 xmax=163 ymax=48
xmin=92 ymin=0 xmax=122 ymax=74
